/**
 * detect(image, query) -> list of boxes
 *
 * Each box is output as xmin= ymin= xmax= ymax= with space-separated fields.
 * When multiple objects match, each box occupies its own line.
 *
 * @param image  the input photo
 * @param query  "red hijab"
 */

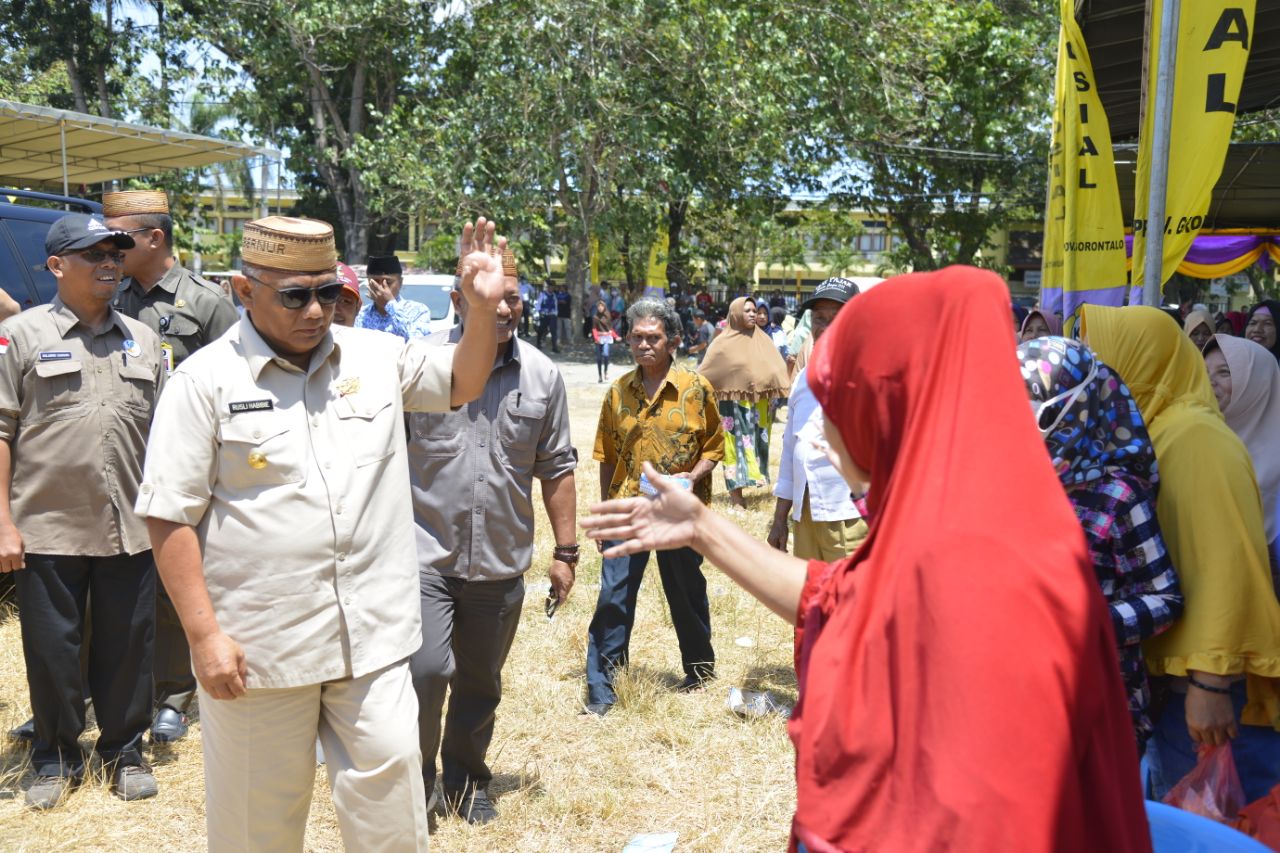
xmin=795 ymin=267 xmax=1150 ymax=852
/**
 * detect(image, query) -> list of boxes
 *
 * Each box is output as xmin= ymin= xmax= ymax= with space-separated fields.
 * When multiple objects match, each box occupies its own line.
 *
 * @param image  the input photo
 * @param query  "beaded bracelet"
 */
xmin=1188 ymin=675 xmax=1233 ymax=695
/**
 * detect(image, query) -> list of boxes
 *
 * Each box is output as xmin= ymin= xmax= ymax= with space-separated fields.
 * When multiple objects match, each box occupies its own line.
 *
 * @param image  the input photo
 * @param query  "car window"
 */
xmin=397 ymin=284 xmax=454 ymax=320
xmin=3 ymin=219 xmax=58 ymax=306
xmin=0 ymin=222 xmax=39 ymax=308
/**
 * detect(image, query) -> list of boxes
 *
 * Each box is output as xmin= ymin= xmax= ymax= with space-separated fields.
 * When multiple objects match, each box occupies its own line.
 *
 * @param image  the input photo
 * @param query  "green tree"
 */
xmin=168 ymin=0 xmax=444 ymax=262
xmin=822 ymin=0 xmax=1053 ymax=272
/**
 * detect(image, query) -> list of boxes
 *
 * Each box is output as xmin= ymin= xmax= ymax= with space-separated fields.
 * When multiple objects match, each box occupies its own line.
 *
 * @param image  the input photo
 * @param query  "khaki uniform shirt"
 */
xmin=593 ymin=364 xmax=724 ymax=504
xmin=136 ymin=317 xmax=454 ymax=689
xmin=113 ymin=261 xmax=238 ymax=367
xmin=408 ymin=330 xmax=577 ymax=581
xmin=0 ymin=298 xmax=164 ymax=556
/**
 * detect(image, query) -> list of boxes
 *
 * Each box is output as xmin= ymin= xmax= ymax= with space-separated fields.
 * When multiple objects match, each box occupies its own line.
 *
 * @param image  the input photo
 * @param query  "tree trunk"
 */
xmin=155 ymin=2 xmax=168 ymax=125
xmin=95 ymin=0 xmax=112 ymax=118
xmin=665 ymin=197 xmax=689 ymax=293
xmin=619 ymin=229 xmax=641 ymax=294
xmin=65 ymin=55 xmax=89 ymax=114
xmin=564 ymin=225 xmax=591 ymax=338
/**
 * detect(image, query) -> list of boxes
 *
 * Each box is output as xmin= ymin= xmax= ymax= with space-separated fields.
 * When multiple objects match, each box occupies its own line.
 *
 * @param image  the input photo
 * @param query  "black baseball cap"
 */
xmin=45 ymin=213 xmax=135 ymax=257
xmin=801 ymin=277 xmax=860 ymax=312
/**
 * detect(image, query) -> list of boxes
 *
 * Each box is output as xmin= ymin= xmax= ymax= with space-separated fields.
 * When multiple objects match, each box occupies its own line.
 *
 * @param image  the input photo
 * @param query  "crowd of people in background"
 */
xmin=8 ymin=193 xmax=1280 ymax=851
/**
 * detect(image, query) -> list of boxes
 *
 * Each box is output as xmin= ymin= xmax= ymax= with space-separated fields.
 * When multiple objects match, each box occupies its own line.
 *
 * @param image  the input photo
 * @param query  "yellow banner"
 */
xmin=1133 ymin=2 xmax=1256 ymax=289
xmin=1042 ymin=0 xmax=1128 ymax=320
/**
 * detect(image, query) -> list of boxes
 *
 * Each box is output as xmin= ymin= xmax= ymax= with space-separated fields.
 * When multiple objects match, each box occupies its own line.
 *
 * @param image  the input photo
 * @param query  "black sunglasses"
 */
xmin=247 ymin=274 xmax=343 ymax=310
xmin=69 ymin=248 xmax=126 ymax=264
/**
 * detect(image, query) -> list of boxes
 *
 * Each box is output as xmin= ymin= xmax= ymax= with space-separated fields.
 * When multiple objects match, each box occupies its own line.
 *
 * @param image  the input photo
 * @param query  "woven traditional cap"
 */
xmin=455 ymin=244 xmax=518 ymax=278
xmin=241 ymin=216 xmax=337 ymax=273
xmin=102 ymin=189 xmax=170 ymax=217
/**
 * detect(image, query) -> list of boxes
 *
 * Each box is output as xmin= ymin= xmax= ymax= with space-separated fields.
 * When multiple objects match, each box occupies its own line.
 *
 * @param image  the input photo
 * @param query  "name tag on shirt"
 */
xmin=38 ymin=351 xmax=72 ymax=361
xmin=229 ymin=399 xmax=274 ymax=414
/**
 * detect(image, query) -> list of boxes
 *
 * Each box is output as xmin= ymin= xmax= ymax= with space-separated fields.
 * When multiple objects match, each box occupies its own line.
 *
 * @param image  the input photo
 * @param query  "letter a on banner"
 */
xmin=1041 ymin=0 xmax=1128 ymax=325
xmin=1132 ymin=1 xmax=1255 ymax=296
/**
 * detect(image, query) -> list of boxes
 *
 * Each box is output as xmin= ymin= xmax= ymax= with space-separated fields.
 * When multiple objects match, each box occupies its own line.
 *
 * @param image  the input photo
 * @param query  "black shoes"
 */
xmin=441 ymin=785 xmax=498 ymax=825
xmin=150 ymin=706 xmax=188 ymax=743
xmin=581 ymin=702 xmax=612 ymax=717
xmin=8 ymin=716 xmax=34 ymax=743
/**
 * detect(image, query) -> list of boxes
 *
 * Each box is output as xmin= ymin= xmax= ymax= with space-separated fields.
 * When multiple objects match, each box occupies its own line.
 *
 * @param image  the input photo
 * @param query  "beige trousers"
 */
xmin=793 ymin=493 xmax=869 ymax=562
xmin=199 ymin=660 xmax=429 ymax=853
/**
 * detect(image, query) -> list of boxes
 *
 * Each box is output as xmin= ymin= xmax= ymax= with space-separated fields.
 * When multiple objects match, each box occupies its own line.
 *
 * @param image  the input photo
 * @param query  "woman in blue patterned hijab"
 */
xmin=1019 ymin=336 xmax=1158 ymax=488
xmin=1017 ymin=336 xmax=1182 ymax=752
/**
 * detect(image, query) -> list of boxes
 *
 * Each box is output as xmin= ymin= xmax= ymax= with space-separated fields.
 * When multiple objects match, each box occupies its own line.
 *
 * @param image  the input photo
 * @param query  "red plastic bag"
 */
xmin=1234 ymin=784 xmax=1280 ymax=851
xmin=1163 ymin=743 xmax=1246 ymax=824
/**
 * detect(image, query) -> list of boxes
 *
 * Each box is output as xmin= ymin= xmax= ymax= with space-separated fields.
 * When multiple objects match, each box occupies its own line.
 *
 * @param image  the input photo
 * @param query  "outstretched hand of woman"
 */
xmin=581 ymin=462 xmax=704 ymax=557
xmin=582 ymin=461 xmax=810 ymax=624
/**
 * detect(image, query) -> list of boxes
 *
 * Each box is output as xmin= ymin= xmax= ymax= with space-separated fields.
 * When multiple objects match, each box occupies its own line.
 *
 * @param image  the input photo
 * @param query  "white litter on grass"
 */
xmin=734 ymin=636 xmax=756 ymax=648
xmin=727 ymin=686 xmax=792 ymax=720
xmin=623 ymin=832 xmax=678 ymax=852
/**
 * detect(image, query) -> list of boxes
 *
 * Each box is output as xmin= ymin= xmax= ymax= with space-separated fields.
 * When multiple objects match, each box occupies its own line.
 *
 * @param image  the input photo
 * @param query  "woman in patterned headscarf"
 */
xmin=1018 ymin=337 xmax=1183 ymax=751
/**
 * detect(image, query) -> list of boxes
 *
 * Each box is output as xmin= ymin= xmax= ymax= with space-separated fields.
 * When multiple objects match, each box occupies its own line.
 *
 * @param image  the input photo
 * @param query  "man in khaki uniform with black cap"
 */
xmin=0 ymin=213 xmax=164 ymax=809
xmin=137 ymin=214 xmax=509 ymax=851
xmin=104 ymin=189 xmax=239 ymax=743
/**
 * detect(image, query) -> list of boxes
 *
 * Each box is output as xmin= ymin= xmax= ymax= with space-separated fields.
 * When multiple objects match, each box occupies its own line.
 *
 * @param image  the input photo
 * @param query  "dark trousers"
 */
xmin=586 ymin=545 xmax=714 ymax=706
xmin=409 ymin=572 xmax=524 ymax=794
xmin=16 ymin=552 xmax=155 ymax=777
xmin=1148 ymin=680 xmax=1280 ymax=803
xmin=536 ymin=315 xmax=558 ymax=351
xmin=153 ymin=584 xmax=196 ymax=712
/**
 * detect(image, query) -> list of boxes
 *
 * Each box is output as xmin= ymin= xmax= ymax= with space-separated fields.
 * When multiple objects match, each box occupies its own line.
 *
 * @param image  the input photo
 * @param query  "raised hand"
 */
xmin=580 ymin=462 xmax=705 ymax=557
xmin=457 ymin=217 xmax=506 ymax=311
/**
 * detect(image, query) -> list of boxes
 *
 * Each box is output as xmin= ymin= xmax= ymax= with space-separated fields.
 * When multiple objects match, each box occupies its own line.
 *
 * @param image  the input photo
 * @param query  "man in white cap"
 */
xmin=104 ymin=188 xmax=239 ymax=744
xmin=136 ymin=214 xmax=508 ymax=851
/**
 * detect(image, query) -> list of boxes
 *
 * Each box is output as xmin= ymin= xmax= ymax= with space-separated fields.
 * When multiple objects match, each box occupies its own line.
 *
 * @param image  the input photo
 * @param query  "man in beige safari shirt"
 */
xmin=136 ymin=215 xmax=509 ymax=852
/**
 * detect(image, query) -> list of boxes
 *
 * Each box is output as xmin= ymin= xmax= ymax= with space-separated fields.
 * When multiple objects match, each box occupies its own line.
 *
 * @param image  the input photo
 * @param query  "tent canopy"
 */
xmin=1079 ymin=0 xmax=1280 ymax=141
xmin=1113 ymin=142 xmax=1280 ymax=229
xmin=0 ymin=99 xmax=278 ymax=187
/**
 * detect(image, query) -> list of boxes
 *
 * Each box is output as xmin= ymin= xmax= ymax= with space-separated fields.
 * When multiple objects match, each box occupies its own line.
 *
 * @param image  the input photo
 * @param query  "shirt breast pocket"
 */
xmin=119 ymin=361 xmax=157 ymax=411
xmin=335 ymin=397 xmax=396 ymax=467
xmin=218 ymin=419 xmax=303 ymax=489
xmin=161 ymin=312 xmax=200 ymax=338
xmin=409 ymin=408 xmax=467 ymax=457
xmin=498 ymin=395 xmax=547 ymax=470
xmin=33 ymin=359 xmax=85 ymax=414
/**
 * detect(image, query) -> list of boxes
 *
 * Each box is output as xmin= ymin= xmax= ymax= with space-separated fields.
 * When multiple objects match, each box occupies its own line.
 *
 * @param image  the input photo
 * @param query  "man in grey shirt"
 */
xmin=408 ymin=247 xmax=578 ymax=825
xmin=688 ymin=310 xmax=714 ymax=363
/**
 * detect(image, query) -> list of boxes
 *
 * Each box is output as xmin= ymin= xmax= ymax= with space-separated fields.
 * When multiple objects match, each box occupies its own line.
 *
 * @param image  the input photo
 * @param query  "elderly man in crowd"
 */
xmin=0 ymin=214 xmax=165 ymax=809
xmin=584 ymin=298 xmax=723 ymax=716
xmin=356 ymin=254 xmax=433 ymax=339
xmin=136 ymin=215 xmax=507 ymax=851
xmin=409 ymin=247 xmax=578 ymax=824
xmin=767 ymin=278 xmax=866 ymax=561
xmin=103 ymin=188 xmax=239 ymax=745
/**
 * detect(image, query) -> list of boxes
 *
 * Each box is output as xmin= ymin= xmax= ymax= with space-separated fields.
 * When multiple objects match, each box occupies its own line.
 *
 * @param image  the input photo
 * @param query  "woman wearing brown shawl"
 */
xmin=699 ymin=297 xmax=790 ymax=507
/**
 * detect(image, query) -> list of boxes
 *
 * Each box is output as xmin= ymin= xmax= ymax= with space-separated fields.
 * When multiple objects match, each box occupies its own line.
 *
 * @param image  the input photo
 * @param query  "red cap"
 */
xmin=337 ymin=263 xmax=361 ymax=302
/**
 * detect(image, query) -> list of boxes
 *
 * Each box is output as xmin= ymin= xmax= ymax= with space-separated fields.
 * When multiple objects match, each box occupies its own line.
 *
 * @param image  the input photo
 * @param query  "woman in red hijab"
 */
xmin=582 ymin=267 xmax=1150 ymax=852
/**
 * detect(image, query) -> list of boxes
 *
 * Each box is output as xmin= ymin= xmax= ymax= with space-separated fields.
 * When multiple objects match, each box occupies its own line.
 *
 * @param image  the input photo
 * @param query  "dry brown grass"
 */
xmin=0 ymin=352 xmax=799 ymax=852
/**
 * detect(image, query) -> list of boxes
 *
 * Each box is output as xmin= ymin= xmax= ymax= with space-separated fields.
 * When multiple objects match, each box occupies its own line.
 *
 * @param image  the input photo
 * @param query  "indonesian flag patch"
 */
xmin=0 ymin=337 xmax=9 ymax=355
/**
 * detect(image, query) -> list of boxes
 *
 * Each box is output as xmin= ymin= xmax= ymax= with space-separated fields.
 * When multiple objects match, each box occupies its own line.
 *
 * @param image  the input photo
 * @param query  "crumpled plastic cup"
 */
xmin=623 ymin=831 xmax=678 ymax=852
xmin=727 ymin=686 xmax=792 ymax=720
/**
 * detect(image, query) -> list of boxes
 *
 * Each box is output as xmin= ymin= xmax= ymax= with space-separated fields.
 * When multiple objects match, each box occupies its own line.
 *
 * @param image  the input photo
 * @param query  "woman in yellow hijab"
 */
xmin=1081 ymin=304 xmax=1280 ymax=801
